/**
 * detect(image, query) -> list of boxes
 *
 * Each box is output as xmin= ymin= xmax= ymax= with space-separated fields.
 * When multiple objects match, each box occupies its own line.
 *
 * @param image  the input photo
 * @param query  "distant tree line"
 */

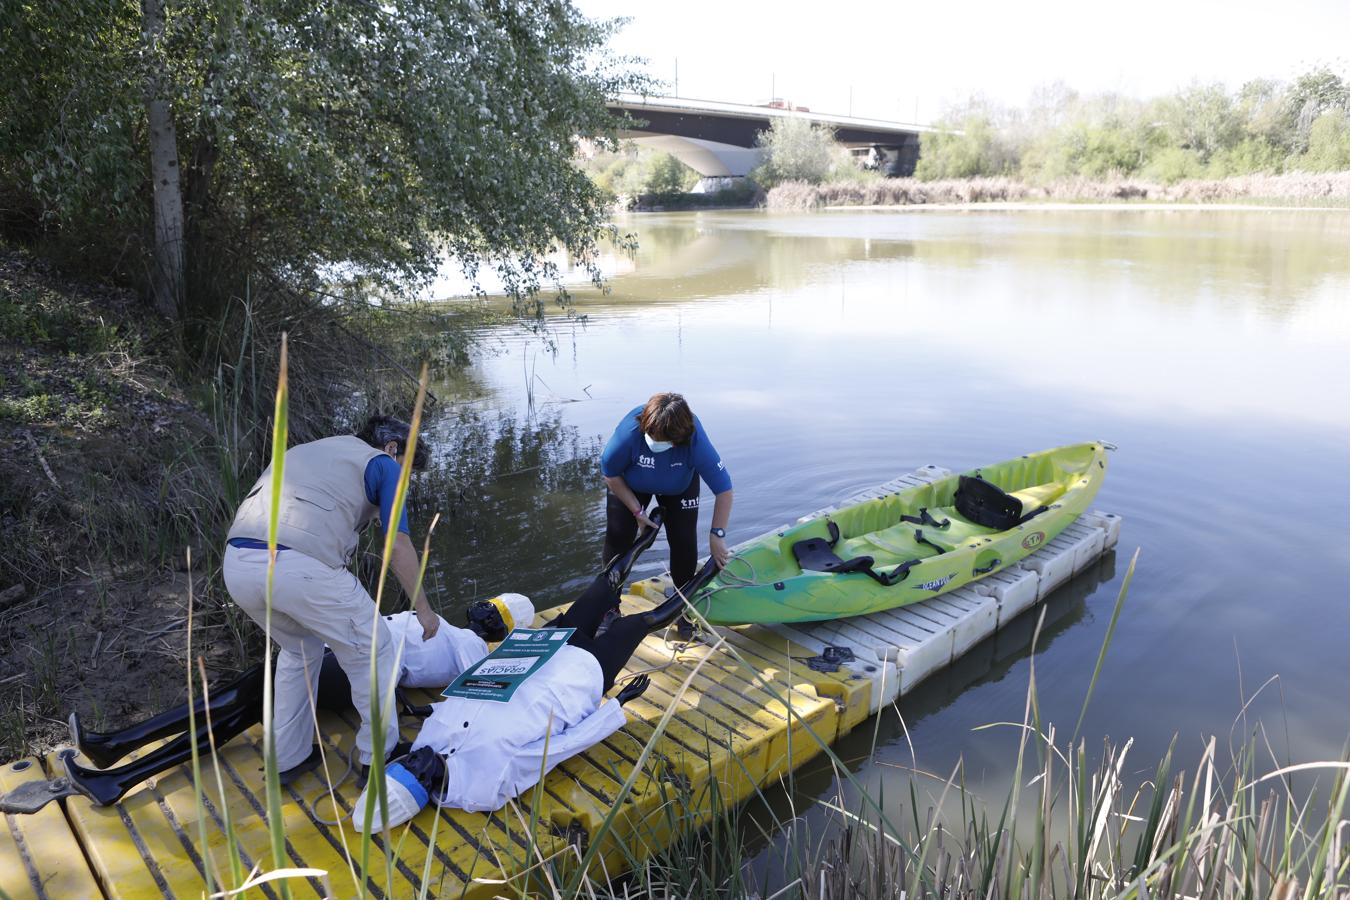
xmin=917 ymin=69 xmax=1350 ymax=182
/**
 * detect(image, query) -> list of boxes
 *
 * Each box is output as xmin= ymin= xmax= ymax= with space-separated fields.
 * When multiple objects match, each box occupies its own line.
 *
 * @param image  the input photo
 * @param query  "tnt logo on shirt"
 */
xmin=637 ymin=454 xmax=656 ymax=469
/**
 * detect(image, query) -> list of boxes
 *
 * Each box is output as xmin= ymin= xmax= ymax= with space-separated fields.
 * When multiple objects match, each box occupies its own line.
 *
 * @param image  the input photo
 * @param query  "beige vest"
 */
xmin=227 ymin=436 xmax=386 ymax=568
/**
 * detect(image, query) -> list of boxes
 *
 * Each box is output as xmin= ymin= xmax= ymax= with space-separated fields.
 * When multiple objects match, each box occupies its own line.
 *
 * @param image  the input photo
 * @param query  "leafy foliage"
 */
xmin=589 ymin=147 xmax=700 ymax=198
xmin=753 ymin=117 xmax=838 ymax=186
xmin=0 ymin=0 xmax=644 ymax=329
xmin=919 ymin=68 xmax=1350 ymax=184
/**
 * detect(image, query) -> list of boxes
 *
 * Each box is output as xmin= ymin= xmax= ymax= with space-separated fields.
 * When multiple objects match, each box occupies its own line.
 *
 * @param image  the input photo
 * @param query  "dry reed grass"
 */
xmin=766 ymin=171 xmax=1350 ymax=210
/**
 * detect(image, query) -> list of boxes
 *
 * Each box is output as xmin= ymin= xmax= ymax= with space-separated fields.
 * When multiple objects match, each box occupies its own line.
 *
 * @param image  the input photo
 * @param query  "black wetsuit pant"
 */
xmin=602 ymin=479 xmax=700 ymax=588
xmin=547 ymin=574 xmax=652 ymax=693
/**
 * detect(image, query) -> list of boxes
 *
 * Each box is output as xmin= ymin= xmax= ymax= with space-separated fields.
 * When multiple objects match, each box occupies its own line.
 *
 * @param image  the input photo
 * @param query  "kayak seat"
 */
xmin=791 ymin=520 xmax=922 ymax=586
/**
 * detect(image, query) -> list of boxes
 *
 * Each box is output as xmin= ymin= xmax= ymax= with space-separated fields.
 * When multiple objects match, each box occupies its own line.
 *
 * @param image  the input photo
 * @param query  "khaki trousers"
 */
xmin=222 ymin=545 xmax=398 ymax=769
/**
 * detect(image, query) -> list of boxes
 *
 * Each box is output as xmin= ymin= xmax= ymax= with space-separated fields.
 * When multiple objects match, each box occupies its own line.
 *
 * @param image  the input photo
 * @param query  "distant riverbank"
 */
xmin=766 ymin=171 xmax=1350 ymax=210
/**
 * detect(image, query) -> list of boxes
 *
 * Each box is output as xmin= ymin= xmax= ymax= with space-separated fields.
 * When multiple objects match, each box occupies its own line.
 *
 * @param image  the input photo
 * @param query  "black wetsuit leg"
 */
xmin=562 ymin=558 xmax=722 ymax=693
xmin=76 ymin=651 xmax=352 ymax=770
xmin=315 ymin=649 xmax=354 ymax=711
xmin=565 ymin=615 xmax=652 ymax=693
xmin=655 ymin=479 xmax=700 ymax=588
xmin=64 ymin=704 xmax=257 ymax=806
xmin=604 ymin=481 xmax=700 ymax=588
xmin=546 ymin=573 xmax=621 ymax=639
xmin=71 ymin=664 xmax=266 ymax=768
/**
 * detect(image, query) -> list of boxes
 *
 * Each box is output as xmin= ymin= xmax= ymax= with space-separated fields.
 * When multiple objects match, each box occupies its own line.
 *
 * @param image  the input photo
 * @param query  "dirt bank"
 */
xmin=0 ymin=245 xmax=247 ymax=759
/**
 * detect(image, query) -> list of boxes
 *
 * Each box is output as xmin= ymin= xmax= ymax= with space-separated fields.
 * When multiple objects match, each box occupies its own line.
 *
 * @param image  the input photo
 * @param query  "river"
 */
xmin=418 ymin=207 xmax=1350 ymax=862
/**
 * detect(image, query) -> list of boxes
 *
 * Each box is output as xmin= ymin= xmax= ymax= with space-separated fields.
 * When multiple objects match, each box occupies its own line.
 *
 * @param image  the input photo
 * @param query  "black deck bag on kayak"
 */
xmin=954 ymin=475 xmax=1027 ymax=531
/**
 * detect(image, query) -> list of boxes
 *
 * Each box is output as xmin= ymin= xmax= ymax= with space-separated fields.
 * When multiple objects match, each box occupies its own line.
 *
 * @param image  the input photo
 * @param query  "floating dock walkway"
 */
xmin=2 ymin=466 xmax=1121 ymax=898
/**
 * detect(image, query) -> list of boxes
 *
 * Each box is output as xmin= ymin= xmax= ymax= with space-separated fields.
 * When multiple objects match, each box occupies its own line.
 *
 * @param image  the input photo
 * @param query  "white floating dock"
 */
xmin=720 ymin=465 xmax=1122 ymax=713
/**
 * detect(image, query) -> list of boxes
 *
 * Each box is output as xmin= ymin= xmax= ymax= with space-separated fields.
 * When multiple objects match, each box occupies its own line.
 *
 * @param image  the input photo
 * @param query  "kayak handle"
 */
xmin=972 ymin=557 xmax=1002 ymax=575
xmin=869 ymin=558 xmax=920 ymax=586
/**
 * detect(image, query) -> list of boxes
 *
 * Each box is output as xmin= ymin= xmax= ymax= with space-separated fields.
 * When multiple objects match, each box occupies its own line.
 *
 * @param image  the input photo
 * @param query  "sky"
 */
xmin=575 ymin=0 xmax=1350 ymax=124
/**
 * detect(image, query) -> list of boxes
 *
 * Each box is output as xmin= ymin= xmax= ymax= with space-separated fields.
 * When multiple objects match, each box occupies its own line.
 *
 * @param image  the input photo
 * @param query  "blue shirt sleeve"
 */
xmin=364 ymin=455 xmax=411 ymax=535
xmin=690 ymin=417 xmax=732 ymax=494
xmin=600 ymin=406 xmax=644 ymax=478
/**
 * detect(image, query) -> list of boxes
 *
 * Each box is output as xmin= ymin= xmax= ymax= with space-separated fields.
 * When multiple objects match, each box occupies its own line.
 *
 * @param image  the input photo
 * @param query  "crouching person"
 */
xmin=355 ymin=510 xmax=721 ymax=830
xmin=222 ymin=415 xmax=441 ymax=783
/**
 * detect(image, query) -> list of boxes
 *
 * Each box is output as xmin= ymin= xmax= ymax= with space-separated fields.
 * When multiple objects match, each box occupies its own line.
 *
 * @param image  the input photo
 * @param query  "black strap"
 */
xmin=913 ymin=529 xmax=948 ymax=556
xmin=866 ymin=558 xmax=920 ymax=586
xmin=900 ymin=507 xmax=950 ymax=530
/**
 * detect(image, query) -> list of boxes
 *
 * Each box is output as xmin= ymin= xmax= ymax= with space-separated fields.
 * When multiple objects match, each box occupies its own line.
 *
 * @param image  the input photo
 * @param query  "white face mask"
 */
xmin=644 ymin=433 xmax=675 ymax=453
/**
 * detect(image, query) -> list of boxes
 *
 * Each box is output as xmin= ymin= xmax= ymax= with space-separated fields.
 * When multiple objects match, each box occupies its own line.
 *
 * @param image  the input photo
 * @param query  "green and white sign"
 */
xmin=442 ymin=627 xmax=576 ymax=703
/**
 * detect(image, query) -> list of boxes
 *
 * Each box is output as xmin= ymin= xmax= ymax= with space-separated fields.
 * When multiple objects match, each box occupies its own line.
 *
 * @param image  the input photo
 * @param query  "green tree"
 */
xmin=754 ymin=117 xmax=837 ymax=186
xmin=1153 ymin=83 xmax=1242 ymax=164
xmin=643 ymin=152 xmax=696 ymax=194
xmin=0 ymin=0 xmax=641 ymax=331
xmin=1280 ymin=68 xmax=1350 ymax=154
xmin=1298 ymin=110 xmax=1350 ymax=171
xmin=917 ymin=111 xmax=1019 ymax=180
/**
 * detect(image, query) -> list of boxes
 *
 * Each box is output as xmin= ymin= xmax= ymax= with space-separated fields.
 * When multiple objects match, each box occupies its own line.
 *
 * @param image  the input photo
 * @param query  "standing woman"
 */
xmin=600 ymin=393 xmax=733 ymax=592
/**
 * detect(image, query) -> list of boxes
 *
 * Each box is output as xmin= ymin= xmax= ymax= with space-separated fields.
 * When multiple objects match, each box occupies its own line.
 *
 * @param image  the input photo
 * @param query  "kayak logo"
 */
xmin=1021 ymin=531 xmax=1046 ymax=551
xmin=680 ymin=496 xmax=700 ymax=509
xmin=916 ymin=573 xmax=954 ymax=592
xmin=637 ymin=455 xmax=655 ymax=469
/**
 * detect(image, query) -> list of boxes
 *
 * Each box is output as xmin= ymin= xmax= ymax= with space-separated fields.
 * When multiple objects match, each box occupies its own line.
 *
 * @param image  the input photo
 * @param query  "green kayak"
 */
xmin=689 ymin=442 xmax=1108 ymax=625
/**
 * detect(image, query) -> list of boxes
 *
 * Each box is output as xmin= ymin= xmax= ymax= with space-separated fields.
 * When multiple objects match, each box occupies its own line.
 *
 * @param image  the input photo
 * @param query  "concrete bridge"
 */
xmin=607 ymin=93 xmax=935 ymax=181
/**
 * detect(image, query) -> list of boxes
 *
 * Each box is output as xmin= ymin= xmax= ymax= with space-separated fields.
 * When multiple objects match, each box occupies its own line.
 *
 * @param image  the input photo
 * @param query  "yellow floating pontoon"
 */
xmin=0 ymin=466 xmax=1122 ymax=899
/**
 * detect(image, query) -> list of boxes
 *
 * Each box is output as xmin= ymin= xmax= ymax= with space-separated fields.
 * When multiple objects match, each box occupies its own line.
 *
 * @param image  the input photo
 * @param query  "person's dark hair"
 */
xmin=358 ymin=415 xmax=430 ymax=470
xmin=636 ymin=392 xmax=695 ymax=444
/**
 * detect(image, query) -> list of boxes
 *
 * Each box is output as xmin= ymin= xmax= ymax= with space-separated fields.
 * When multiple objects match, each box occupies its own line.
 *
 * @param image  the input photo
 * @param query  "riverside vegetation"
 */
xmin=633 ymin=68 xmax=1350 ymax=210
xmin=0 ymin=0 xmax=642 ymax=759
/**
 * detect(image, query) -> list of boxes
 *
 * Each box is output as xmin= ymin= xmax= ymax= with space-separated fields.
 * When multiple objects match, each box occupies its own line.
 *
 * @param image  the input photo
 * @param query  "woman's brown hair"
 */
xmin=636 ymin=392 xmax=695 ymax=444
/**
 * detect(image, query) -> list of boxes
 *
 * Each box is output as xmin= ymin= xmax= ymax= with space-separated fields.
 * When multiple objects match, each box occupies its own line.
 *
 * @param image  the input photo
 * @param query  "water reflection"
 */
xmin=548 ymin=210 xmax=1350 ymax=322
xmin=414 ymin=408 xmax=605 ymax=614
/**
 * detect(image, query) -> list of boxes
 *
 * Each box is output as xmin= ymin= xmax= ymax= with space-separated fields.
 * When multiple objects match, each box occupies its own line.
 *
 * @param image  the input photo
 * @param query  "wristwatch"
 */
xmin=709 ymin=527 xmax=726 ymax=538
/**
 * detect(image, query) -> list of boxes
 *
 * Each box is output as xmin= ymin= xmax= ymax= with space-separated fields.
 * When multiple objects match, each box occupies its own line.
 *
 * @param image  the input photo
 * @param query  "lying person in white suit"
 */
xmin=56 ymin=600 xmax=532 ymax=808
xmin=355 ymin=509 xmax=720 ymax=830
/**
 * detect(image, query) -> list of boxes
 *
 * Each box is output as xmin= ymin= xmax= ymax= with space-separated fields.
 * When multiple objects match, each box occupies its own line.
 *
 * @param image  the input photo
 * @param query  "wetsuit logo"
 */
xmin=637 ymin=455 xmax=655 ymax=468
xmin=680 ymin=496 xmax=700 ymax=509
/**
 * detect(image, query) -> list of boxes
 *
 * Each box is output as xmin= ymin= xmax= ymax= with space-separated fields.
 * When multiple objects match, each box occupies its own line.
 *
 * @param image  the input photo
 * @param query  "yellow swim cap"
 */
xmin=487 ymin=596 xmax=515 ymax=634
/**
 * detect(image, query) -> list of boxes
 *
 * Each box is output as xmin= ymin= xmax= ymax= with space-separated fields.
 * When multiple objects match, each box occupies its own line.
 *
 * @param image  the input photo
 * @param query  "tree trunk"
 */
xmin=141 ymin=0 xmax=184 ymax=321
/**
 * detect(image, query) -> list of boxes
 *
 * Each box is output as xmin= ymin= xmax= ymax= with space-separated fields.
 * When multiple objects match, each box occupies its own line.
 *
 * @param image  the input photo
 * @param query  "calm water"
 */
xmin=417 ymin=208 xmax=1350 ymax=849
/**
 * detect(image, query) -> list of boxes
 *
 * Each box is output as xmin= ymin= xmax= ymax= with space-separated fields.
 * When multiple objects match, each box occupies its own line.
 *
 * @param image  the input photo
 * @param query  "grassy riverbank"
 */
xmin=765 ymin=171 xmax=1350 ymax=210
xmin=0 ymin=244 xmax=484 ymax=760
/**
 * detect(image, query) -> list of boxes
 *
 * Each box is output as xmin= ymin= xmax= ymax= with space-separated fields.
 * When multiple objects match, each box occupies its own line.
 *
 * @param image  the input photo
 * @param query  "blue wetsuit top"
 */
xmin=600 ymin=405 xmax=732 ymax=497
xmin=228 ymin=454 xmax=410 ymax=550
